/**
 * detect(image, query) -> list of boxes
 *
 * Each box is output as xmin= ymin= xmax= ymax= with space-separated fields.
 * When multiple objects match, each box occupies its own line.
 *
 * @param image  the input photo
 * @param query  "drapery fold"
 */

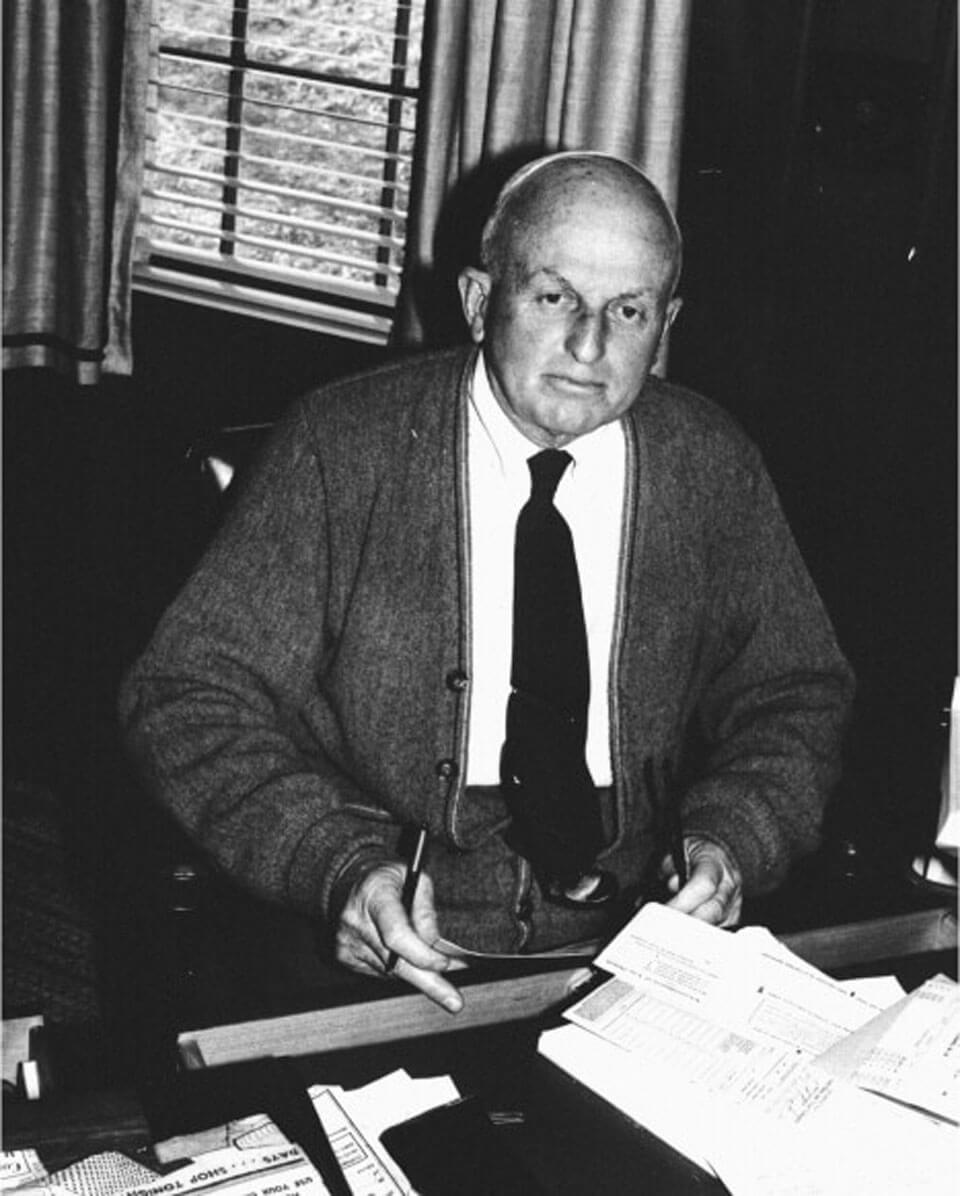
xmin=2 ymin=1 xmax=689 ymax=372
xmin=2 ymin=0 xmax=151 ymax=383
xmin=395 ymin=0 xmax=692 ymax=346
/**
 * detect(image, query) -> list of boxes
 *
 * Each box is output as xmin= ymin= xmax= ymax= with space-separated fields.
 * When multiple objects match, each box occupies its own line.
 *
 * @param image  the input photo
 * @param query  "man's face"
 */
xmin=459 ymin=188 xmax=681 ymax=448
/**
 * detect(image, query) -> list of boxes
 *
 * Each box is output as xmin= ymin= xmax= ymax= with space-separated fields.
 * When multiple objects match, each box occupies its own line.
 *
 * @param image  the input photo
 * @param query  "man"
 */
xmin=120 ymin=153 xmax=853 ymax=1014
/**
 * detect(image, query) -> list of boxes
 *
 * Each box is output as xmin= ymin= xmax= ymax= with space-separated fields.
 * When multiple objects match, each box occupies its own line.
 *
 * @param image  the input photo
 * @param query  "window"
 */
xmin=135 ymin=0 xmax=426 ymax=344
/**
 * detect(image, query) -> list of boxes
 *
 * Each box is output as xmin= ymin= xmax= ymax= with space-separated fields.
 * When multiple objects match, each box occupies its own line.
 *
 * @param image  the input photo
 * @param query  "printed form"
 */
xmin=817 ymin=972 xmax=960 ymax=1123
xmin=582 ymin=902 xmax=891 ymax=1054
xmin=148 ymin=1069 xmax=460 ymax=1196
xmin=538 ymin=903 xmax=958 ymax=1193
xmin=308 ymin=1070 xmax=460 ymax=1196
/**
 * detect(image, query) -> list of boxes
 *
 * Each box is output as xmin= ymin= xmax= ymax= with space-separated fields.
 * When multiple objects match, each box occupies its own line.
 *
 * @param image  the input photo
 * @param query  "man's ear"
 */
xmin=458 ymin=267 xmax=492 ymax=344
xmin=652 ymin=296 xmax=683 ymax=377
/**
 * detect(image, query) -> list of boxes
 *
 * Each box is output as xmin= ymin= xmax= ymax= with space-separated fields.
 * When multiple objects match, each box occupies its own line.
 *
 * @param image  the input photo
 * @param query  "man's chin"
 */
xmin=534 ymin=405 xmax=608 ymax=444
xmin=508 ymin=395 xmax=613 ymax=446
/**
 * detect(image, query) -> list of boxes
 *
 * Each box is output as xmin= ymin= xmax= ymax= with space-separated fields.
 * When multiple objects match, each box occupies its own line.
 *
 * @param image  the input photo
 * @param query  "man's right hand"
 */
xmin=334 ymin=862 xmax=464 ymax=1013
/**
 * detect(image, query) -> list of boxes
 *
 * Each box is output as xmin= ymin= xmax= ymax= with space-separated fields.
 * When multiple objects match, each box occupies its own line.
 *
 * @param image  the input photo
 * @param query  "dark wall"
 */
xmin=5 ymin=0 xmax=956 ymax=883
xmin=670 ymin=0 xmax=957 ymax=866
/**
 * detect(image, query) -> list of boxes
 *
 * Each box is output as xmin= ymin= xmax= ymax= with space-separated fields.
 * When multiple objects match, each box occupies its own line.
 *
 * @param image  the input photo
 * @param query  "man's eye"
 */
xmin=617 ymin=303 xmax=646 ymax=324
xmin=539 ymin=291 xmax=567 ymax=306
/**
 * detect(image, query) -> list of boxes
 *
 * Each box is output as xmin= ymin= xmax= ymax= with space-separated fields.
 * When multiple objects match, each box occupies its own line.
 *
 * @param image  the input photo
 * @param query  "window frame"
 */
xmin=134 ymin=0 xmax=423 ymax=346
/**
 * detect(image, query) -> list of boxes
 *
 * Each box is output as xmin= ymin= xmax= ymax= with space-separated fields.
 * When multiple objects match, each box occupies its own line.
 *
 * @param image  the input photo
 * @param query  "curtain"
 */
xmin=395 ymin=0 xmax=692 ymax=347
xmin=2 ymin=0 xmax=152 ymax=384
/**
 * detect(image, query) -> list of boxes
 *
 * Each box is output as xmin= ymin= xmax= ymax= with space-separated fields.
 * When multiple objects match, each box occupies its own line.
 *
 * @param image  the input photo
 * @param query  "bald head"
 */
xmin=459 ymin=150 xmax=684 ymax=447
xmin=481 ymin=152 xmax=683 ymax=297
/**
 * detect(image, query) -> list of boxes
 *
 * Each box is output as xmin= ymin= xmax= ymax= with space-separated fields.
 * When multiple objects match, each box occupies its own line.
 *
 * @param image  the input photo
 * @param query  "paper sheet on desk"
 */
xmin=154 ymin=1070 xmax=461 ymax=1196
xmin=834 ymin=973 xmax=906 ymax=1008
xmin=313 ymin=1069 xmax=459 ymax=1142
xmin=539 ymin=1019 xmax=801 ymax=1172
xmin=0 ymin=1148 xmax=52 ymax=1196
xmin=154 ymin=1114 xmax=289 ymax=1164
xmin=541 ymin=970 xmax=870 ymax=1174
xmin=542 ymin=978 xmax=958 ymax=1193
xmin=0 ymin=1153 xmax=49 ymax=1192
xmin=706 ymin=1068 xmax=957 ymax=1196
xmin=5 ymin=1140 xmax=332 ymax=1196
xmin=538 ymin=903 xmax=933 ymax=1181
xmin=3 ymin=1153 xmax=160 ymax=1196
xmin=125 ymin=1144 xmax=333 ymax=1196
xmin=308 ymin=1070 xmax=460 ymax=1196
xmin=817 ymin=973 xmax=960 ymax=1122
xmin=586 ymin=903 xmax=887 ymax=1055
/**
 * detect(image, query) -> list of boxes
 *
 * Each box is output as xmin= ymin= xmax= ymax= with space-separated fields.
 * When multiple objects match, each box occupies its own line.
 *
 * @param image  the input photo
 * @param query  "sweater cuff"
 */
xmin=326 ymin=845 xmax=400 ymax=927
xmin=684 ymin=807 xmax=778 ymax=895
xmin=286 ymin=818 xmax=396 ymax=924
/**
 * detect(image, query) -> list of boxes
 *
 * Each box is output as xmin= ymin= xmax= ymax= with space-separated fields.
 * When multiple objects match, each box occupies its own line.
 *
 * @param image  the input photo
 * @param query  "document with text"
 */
xmin=538 ymin=903 xmax=959 ymax=1192
xmin=816 ymin=972 xmax=960 ymax=1122
xmin=308 ymin=1069 xmax=460 ymax=1196
xmin=583 ymin=903 xmax=887 ymax=1055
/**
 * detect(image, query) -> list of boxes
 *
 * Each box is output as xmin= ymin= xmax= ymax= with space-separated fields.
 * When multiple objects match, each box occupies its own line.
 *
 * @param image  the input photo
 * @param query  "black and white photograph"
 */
xmin=3 ymin=1 xmax=957 ymax=1191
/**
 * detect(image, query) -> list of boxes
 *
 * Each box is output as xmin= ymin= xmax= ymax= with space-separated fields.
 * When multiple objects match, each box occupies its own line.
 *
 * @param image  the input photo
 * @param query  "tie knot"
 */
xmin=528 ymin=449 xmax=572 ymax=503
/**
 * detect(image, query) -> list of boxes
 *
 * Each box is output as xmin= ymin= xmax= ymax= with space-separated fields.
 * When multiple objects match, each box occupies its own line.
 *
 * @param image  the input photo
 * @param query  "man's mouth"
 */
xmin=545 ymin=374 xmax=604 ymax=396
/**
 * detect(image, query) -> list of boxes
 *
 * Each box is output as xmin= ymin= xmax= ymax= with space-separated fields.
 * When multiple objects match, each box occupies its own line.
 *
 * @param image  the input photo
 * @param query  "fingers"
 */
xmin=335 ymin=863 xmax=463 ymax=1013
xmin=388 ymin=954 xmax=464 ymax=1012
xmin=662 ymin=836 xmax=743 ymax=927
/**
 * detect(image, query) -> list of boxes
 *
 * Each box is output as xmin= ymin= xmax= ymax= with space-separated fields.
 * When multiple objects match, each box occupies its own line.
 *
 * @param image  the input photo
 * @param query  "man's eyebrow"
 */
xmin=525 ymin=267 xmax=657 ymax=303
xmin=525 ymin=267 xmax=574 ymax=289
xmin=610 ymin=288 xmax=657 ymax=303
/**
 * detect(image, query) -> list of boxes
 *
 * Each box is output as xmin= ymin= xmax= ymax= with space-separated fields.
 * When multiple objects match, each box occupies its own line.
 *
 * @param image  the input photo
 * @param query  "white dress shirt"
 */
xmin=466 ymin=352 xmax=626 ymax=787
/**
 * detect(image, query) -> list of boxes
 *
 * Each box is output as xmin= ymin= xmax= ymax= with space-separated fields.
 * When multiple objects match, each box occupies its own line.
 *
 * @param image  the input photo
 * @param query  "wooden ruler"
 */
xmin=178 ymin=907 xmax=956 ymax=1069
xmin=178 ymin=963 xmax=593 ymax=1069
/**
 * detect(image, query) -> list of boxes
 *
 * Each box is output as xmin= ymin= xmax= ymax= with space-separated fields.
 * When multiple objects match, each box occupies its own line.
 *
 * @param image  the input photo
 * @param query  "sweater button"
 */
xmin=445 ymin=669 xmax=469 ymax=693
xmin=435 ymin=758 xmax=459 ymax=780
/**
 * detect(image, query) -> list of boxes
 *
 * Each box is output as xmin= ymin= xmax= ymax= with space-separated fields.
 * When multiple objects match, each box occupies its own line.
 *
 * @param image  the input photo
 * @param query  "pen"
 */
xmin=671 ymin=807 xmax=688 ymax=889
xmin=385 ymin=823 xmax=428 ymax=974
xmin=664 ymin=759 xmax=688 ymax=889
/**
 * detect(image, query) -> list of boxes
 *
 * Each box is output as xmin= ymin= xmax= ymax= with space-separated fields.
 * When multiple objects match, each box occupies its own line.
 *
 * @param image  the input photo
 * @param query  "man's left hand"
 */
xmin=661 ymin=835 xmax=743 ymax=927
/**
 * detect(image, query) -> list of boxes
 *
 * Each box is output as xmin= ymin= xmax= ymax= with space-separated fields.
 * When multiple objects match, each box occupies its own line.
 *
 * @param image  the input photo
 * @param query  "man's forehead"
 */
xmin=504 ymin=179 xmax=678 ymax=293
xmin=510 ymin=205 xmax=677 ymax=282
xmin=517 ymin=176 xmax=674 ymax=248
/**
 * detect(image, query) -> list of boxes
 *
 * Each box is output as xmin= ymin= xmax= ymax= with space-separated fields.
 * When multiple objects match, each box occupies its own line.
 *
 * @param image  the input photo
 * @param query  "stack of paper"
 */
xmin=0 ymin=1150 xmax=57 ymax=1194
xmin=154 ymin=1068 xmax=462 ymax=1196
xmin=131 ymin=1143 xmax=333 ymax=1196
xmin=152 ymin=1068 xmax=459 ymax=1196
xmin=0 ymin=1070 xmax=462 ymax=1196
xmin=307 ymin=1070 xmax=460 ymax=1196
xmin=816 ymin=973 xmax=960 ymax=1121
xmin=538 ymin=903 xmax=958 ymax=1195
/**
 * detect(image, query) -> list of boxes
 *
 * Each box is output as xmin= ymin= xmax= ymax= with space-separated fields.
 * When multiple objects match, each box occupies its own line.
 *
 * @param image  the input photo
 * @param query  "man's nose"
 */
xmin=565 ymin=310 xmax=605 ymax=363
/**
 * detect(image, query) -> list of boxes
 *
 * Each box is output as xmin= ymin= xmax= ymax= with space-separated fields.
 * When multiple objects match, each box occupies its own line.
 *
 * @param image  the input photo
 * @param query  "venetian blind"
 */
xmin=135 ymin=0 xmax=425 ymax=344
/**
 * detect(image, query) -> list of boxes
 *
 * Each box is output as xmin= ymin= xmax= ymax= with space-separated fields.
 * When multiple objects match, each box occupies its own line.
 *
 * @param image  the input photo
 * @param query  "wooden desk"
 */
xmin=169 ymin=905 xmax=957 ymax=1195
xmin=178 ymin=905 xmax=957 ymax=1066
xmin=4 ymin=906 xmax=956 ymax=1195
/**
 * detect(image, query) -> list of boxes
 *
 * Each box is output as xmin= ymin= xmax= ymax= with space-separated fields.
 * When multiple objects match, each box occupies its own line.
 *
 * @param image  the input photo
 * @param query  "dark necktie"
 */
xmin=500 ymin=449 xmax=615 ymax=905
xmin=512 ymin=450 xmax=589 ymax=729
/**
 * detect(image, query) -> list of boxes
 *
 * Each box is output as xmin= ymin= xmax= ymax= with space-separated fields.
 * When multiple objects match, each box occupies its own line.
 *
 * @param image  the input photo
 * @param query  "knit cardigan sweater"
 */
xmin=120 ymin=346 xmax=854 ymax=952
